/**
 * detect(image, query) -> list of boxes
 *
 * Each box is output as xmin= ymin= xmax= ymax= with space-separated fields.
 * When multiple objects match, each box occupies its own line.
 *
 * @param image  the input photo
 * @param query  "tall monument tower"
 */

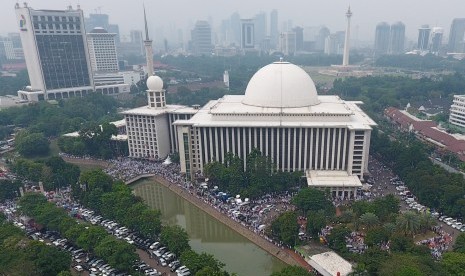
xmin=143 ymin=5 xmax=154 ymax=76
xmin=342 ymin=6 xmax=352 ymax=66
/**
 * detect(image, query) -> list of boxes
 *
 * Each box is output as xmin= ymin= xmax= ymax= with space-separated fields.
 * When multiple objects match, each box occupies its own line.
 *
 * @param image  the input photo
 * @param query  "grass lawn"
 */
xmin=413 ymin=230 xmax=438 ymax=243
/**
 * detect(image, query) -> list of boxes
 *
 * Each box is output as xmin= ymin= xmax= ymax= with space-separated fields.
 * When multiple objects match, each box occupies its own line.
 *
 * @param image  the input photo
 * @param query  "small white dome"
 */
xmin=147 ymin=75 xmax=163 ymax=91
xmin=242 ymin=62 xmax=320 ymax=108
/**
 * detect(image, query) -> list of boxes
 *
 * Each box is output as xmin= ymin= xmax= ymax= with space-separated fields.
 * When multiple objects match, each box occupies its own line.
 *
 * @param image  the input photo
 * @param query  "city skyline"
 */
xmin=3 ymin=0 xmax=465 ymax=43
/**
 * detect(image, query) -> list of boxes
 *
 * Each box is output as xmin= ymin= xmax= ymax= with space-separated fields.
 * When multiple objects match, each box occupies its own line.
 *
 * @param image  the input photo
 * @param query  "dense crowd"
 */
xmin=104 ymin=158 xmax=298 ymax=250
xmin=418 ymin=225 xmax=453 ymax=260
xmin=92 ymin=156 xmax=457 ymax=260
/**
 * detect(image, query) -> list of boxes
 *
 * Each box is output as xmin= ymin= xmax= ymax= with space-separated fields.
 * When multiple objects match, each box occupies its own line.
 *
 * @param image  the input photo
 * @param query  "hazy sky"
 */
xmin=3 ymin=0 xmax=465 ymax=42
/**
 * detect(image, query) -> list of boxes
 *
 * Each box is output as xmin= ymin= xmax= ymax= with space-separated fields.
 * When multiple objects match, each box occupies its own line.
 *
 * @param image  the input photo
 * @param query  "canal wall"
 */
xmin=151 ymin=175 xmax=306 ymax=268
xmin=61 ymin=156 xmax=110 ymax=168
xmin=125 ymin=174 xmax=155 ymax=185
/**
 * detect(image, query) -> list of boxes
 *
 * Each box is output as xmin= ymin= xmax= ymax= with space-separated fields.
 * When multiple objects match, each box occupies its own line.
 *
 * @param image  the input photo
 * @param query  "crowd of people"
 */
xmin=68 ymin=156 xmax=458 ymax=261
xmin=418 ymin=225 xmax=453 ymax=260
xmin=104 ymin=158 xmax=300 ymax=251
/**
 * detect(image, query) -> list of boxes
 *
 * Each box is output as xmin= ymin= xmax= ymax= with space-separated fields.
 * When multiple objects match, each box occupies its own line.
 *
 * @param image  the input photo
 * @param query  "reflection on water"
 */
xmin=132 ymin=178 xmax=287 ymax=276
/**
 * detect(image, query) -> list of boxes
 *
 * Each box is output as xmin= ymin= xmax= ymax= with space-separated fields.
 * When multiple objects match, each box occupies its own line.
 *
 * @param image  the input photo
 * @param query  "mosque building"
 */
xmin=123 ymin=61 xmax=376 ymax=198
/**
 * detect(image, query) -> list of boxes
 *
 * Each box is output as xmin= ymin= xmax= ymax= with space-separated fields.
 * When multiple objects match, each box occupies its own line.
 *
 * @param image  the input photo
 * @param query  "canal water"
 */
xmin=132 ymin=178 xmax=287 ymax=276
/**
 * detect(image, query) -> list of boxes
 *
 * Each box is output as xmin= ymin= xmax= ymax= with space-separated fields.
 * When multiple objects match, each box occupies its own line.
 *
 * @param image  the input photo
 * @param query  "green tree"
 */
xmin=76 ymin=226 xmax=107 ymax=252
xmin=373 ymin=194 xmax=400 ymax=221
xmin=306 ymin=210 xmax=326 ymax=238
xmin=355 ymin=247 xmax=389 ymax=275
xmin=365 ymin=227 xmax=390 ymax=247
xmin=359 ymin=212 xmax=380 ymax=230
xmin=136 ymin=209 xmax=162 ymax=240
xmin=0 ymin=180 xmax=21 ymax=201
xmin=28 ymin=241 xmax=71 ymax=276
xmin=327 ymin=226 xmax=350 ymax=253
xmin=292 ymin=188 xmax=334 ymax=216
xmin=15 ymin=131 xmax=49 ymax=157
xmin=180 ymin=249 xmax=225 ymax=275
xmin=271 ymin=266 xmax=313 ymax=276
xmin=64 ymin=224 xmax=87 ymax=242
xmin=18 ymin=193 xmax=47 ymax=217
xmin=453 ymin=233 xmax=465 ymax=253
xmin=390 ymin=234 xmax=414 ymax=252
xmin=419 ymin=213 xmax=436 ymax=234
xmin=441 ymin=252 xmax=465 ymax=275
xmin=94 ymin=236 xmax=138 ymax=272
xmin=396 ymin=211 xmax=421 ymax=236
xmin=378 ymin=253 xmax=440 ymax=276
xmin=160 ymin=225 xmax=190 ymax=256
xmin=79 ymin=169 xmax=113 ymax=193
xmin=270 ymin=211 xmax=299 ymax=246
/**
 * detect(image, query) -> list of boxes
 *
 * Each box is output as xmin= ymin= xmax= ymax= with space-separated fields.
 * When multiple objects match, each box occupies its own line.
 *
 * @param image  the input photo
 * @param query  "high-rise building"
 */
xmin=430 ymin=27 xmax=443 ymax=54
xmin=374 ymin=22 xmax=390 ymax=56
xmin=8 ymin=33 xmax=22 ymax=49
xmin=315 ymin=26 xmax=330 ymax=52
xmin=279 ymin=32 xmax=296 ymax=55
xmin=292 ymin=26 xmax=304 ymax=52
xmin=85 ymin=13 xmax=120 ymax=44
xmin=254 ymin=12 xmax=267 ymax=49
xmin=0 ymin=33 xmax=24 ymax=61
xmin=325 ymin=34 xmax=343 ymax=55
xmin=241 ymin=19 xmax=255 ymax=49
xmin=389 ymin=22 xmax=405 ymax=54
xmin=15 ymin=3 xmax=94 ymax=101
xmin=85 ymin=13 xmax=109 ymax=30
xmin=190 ymin=20 xmax=212 ymax=56
xmin=87 ymin=27 xmax=118 ymax=72
xmin=130 ymin=30 xmax=144 ymax=56
xmin=270 ymin=9 xmax=278 ymax=49
xmin=417 ymin=25 xmax=431 ymax=51
xmin=0 ymin=38 xmax=14 ymax=62
xmin=230 ymin=12 xmax=241 ymax=45
xmin=448 ymin=18 xmax=465 ymax=53
xmin=107 ymin=24 xmax=120 ymax=44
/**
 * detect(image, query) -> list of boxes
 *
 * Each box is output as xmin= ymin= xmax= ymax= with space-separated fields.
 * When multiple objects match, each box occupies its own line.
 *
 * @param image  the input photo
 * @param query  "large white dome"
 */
xmin=242 ymin=62 xmax=320 ymax=108
xmin=147 ymin=75 xmax=163 ymax=91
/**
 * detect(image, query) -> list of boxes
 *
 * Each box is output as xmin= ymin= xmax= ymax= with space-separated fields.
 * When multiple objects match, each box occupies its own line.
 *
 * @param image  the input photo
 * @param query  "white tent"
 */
xmin=163 ymin=156 xmax=172 ymax=165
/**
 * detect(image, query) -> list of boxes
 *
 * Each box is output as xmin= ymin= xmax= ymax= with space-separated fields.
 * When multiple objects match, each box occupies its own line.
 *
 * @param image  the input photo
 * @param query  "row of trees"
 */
xmin=0 ymin=94 xmax=121 ymax=137
xmin=204 ymin=149 xmax=304 ymax=198
xmin=73 ymin=169 xmax=229 ymax=275
xmin=58 ymin=122 xmax=128 ymax=159
xmin=375 ymin=54 xmax=465 ymax=72
xmin=11 ymin=157 xmax=80 ymax=191
xmin=371 ymin=129 xmax=465 ymax=218
xmin=18 ymin=193 xmax=138 ymax=272
xmin=0 ymin=213 xmax=71 ymax=276
xmin=331 ymin=73 xmax=465 ymax=114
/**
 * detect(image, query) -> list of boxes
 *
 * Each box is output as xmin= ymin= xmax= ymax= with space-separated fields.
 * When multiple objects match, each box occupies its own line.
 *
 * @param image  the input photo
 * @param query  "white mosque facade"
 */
xmin=123 ymin=62 xmax=376 ymax=198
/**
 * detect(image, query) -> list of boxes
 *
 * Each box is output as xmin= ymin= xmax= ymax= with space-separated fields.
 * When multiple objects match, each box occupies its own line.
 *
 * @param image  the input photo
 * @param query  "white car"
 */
xmin=74 ymin=265 xmax=83 ymax=272
xmin=453 ymin=222 xmax=463 ymax=229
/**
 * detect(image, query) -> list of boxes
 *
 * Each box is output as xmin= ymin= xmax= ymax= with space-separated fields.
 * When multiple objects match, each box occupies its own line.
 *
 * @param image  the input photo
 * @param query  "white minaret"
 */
xmin=342 ymin=6 xmax=352 ymax=66
xmin=143 ymin=5 xmax=154 ymax=76
xmin=223 ymin=70 xmax=229 ymax=90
